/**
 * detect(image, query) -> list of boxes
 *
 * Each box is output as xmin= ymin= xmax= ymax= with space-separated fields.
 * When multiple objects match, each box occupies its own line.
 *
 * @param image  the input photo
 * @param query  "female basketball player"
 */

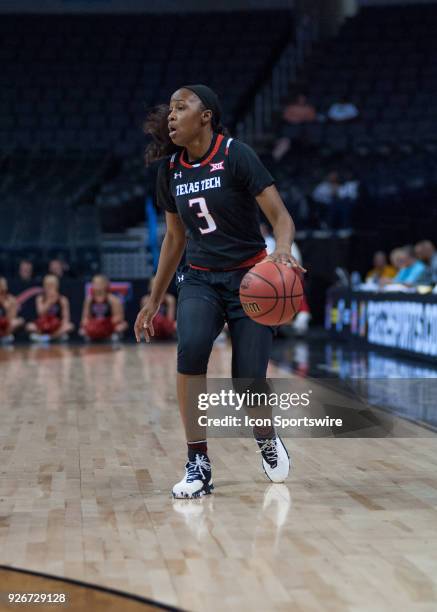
xmin=135 ymin=85 xmax=305 ymax=498
xmin=80 ymin=274 xmax=128 ymax=341
xmin=26 ymin=274 xmax=74 ymax=341
xmin=0 ymin=277 xmax=24 ymax=343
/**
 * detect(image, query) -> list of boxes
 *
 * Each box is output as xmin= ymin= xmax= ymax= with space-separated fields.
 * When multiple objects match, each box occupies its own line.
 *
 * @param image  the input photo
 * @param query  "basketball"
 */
xmin=239 ymin=261 xmax=303 ymax=326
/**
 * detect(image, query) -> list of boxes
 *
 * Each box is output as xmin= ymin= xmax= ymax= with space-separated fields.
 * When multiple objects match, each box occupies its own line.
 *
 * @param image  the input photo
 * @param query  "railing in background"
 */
xmin=236 ymin=42 xmax=297 ymax=144
xmin=236 ymin=11 xmax=318 ymax=144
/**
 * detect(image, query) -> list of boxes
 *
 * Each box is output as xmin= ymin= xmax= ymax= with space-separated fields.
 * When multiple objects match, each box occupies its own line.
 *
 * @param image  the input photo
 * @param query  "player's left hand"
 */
xmin=264 ymin=250 xmax=306 ymax=273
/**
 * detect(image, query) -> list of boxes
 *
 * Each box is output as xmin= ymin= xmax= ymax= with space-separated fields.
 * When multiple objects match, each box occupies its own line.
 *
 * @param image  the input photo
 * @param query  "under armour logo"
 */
xmin=209 ymin=161 xmax=224 ymax=173
xmin=174 ymin=171 xmax=182 ymax=179
xmin=177 ymin=274 xmax=184 ymax=283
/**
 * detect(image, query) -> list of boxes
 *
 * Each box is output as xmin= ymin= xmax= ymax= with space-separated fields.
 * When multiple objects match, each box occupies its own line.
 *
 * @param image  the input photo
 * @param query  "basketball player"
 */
xmin=0 ymin=277 xmax=24 ymax=343
xmin=135 ymin=85 xmax=304 ymax=499
xmin=80 ymin=274 xmax=128 ymax=341
xmin=26 ymin=274 xmax=74 ymax=342
xmin=140 ymin=276 xmax=176 ymax=340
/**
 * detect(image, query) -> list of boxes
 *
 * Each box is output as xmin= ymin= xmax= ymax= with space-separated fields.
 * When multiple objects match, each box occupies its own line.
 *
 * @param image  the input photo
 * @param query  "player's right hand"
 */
xmin=134 ymin=298 xmax=160 ymax=343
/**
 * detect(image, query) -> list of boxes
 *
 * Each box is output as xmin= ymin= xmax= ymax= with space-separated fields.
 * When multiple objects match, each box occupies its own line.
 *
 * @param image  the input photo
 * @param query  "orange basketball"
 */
xmin=239 ymin=261 xmax=303 ymax=326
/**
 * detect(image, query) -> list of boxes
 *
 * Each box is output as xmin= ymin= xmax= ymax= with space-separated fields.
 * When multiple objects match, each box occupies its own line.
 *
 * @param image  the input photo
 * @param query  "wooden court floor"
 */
xmin=0 ymin=344 xmax=437 ymax=611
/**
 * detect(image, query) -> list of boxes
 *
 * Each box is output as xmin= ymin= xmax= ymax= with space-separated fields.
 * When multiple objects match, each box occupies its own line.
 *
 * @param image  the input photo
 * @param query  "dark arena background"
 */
xmin=0 ymin=0 xmax=437 ymax=611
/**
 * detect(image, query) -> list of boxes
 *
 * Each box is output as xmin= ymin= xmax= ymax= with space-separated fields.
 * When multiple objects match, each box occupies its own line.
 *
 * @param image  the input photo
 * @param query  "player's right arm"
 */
xmin=134 ymin=211 xmax=186 ymax=343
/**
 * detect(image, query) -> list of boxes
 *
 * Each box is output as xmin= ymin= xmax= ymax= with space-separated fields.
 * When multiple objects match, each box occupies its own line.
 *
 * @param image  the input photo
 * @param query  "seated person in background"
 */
xmin=48 ymin=259 xmax=66 ymax=279
xmin=80 ymin=274 xmax=128 ymax=341
xmin=26 ymin=274 xmax=74 ymax=342
xmin=389 ymin=246 xmax=428 ymax=286
xmin=18 ymin=259 xmax=34 ymax=282
xmin=415 ymin=240 xmax=437 ymax=284
xmin=273 ymin=93 xmax=317 ymax=161
xmin=141 ymin=276 xmax=176 ymax=340
xmin=312 ymin=171 xmax=357 ymax=231
xmin=282 ymin=93 xmax=317 ymax=124
xmin=0 ymin=277 xmax=24 ymax=343
xmin=312 ymin=171 xmax=339 ymax=206
xmin=327 ymin=96 xmax=359 ymax=123
xmin=365 ymin=251 xmax=396 ymax=284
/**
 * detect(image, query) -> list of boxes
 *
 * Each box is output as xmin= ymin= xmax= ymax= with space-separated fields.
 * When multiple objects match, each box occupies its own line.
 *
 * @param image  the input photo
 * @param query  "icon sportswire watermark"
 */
xmin=181 ymin=378 xmax=435 ymax=439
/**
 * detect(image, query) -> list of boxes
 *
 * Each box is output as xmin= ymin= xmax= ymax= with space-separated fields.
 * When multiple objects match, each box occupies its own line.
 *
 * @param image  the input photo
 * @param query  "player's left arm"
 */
xmin=256 ymin=185 xmax=306 ymax=272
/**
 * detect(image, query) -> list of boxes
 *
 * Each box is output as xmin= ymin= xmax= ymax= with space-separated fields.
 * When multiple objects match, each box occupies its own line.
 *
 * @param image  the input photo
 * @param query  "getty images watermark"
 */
xmin=197 ymin=389 xmax=343 ymax=430
xmin=183 ymin=378 xmax=434 ymax=438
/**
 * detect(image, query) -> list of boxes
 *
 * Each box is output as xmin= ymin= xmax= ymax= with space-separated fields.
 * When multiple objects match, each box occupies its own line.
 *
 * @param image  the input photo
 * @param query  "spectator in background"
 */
xmin=389 ymin=248 xmax=404 ymax=273
xmin=415 ymin=240 xmax=437 ymax=284
xmin=18 ymin=259 xmax=34 ymax=282
xmin=26 ymin=274 xmax=74 ymax=342
xmin=273 ymin=93 xmax=317 ymax=161
xmin=80 ymin=274 xmax=128 ymax=342
xmin=379 ymin=248 xmax=405 ymax=287
xmin=366 ymin=251 xmax=396 ymax=283
xmin=0 ymin=277 xmax=24 ymax=344
xmin=338 ymin=170 xmax=359 ymax=202
xmin=312 ymin=171 xmax=357 ymax=232
xmin=312 ymin=171 xmax=340 ymax=206
xmin=48 ymin=258 xmax=70 ymax=279
xmin=279 ymin=183 xmax=310 ymax=230
xmin=327 ymin=96 xmax=359 ymax=123
xmin=390 ymin=246 xmax=428 ymax=286
xmin=365 ymin=251 xmax=396 ymax=283
xmin=141 ymin=276 xmax=176 ymax=340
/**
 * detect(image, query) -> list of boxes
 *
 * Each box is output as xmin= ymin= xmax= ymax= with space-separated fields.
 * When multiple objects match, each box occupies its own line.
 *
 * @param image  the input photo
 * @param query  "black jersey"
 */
xmin=0 ymin=301 xmax=6 ymax=318
xmin=90 ymin=299 xmax=112 ymax=319
xmin=156 ymin=134 xmax=274 ymax=269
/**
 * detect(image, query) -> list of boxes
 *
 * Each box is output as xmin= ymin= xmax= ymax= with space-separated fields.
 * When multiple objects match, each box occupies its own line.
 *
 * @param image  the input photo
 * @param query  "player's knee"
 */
xmin=177 ymin=335 xmax=212 ymax=375
xmin=233 ymin=359 xmax=270 ymax=380
xmin=232 ymin=375 xmax=271 ymax=395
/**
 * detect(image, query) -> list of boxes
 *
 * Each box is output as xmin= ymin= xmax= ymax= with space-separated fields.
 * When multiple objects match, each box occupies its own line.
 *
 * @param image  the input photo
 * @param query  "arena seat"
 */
xmin=0 ymin=10 xmax=293 ymax=264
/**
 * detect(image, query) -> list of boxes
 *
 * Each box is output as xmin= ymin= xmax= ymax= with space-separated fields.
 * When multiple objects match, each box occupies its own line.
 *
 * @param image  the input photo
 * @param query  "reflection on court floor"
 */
xmin=0 ymin=343 xmax=436 ymax=611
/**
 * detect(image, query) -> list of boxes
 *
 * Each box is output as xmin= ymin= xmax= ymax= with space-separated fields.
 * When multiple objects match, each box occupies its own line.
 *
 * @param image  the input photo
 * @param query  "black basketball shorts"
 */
xmin=176 ymin=266 xmax=274 ymax=376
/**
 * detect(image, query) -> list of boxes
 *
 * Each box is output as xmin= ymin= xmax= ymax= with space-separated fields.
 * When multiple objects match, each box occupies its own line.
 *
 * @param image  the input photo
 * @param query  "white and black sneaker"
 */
xmin=172 ymin=453 xmax=214 ymax=499
xmin=256 ymin=435 xmax=290 ymax=483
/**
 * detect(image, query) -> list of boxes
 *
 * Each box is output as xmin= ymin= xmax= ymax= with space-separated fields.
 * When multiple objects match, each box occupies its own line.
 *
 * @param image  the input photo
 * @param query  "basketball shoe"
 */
xmin=172 ymin=453 xmax=214 ymax=499
xmin=256 ymin=435 xmax=290 ymax=483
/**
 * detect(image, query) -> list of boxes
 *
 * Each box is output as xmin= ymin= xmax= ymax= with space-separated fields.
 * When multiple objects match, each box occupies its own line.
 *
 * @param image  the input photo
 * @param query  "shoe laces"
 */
xmin=186 ymin=454 xmax=211 ymax=482
xmin=257 ymin=438 xmax=278 ymax=468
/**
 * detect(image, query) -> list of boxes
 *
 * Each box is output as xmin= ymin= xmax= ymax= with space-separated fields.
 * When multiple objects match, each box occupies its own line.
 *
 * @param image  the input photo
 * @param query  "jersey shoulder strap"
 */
xmin=224 ymin=137 xmax=233 ymax=156
xmin=169 ymin=153 xmax=177 ymax=169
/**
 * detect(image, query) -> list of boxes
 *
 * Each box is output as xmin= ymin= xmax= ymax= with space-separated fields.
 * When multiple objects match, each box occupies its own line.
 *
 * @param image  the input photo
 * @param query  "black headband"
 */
xmin=182 ymin=84 xmax=222 ymax=126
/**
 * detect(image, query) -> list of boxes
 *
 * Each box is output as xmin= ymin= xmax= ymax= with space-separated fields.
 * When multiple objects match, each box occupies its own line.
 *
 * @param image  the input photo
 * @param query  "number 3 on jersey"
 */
xmin=189 ymin=197 xmax=217 ymax=235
